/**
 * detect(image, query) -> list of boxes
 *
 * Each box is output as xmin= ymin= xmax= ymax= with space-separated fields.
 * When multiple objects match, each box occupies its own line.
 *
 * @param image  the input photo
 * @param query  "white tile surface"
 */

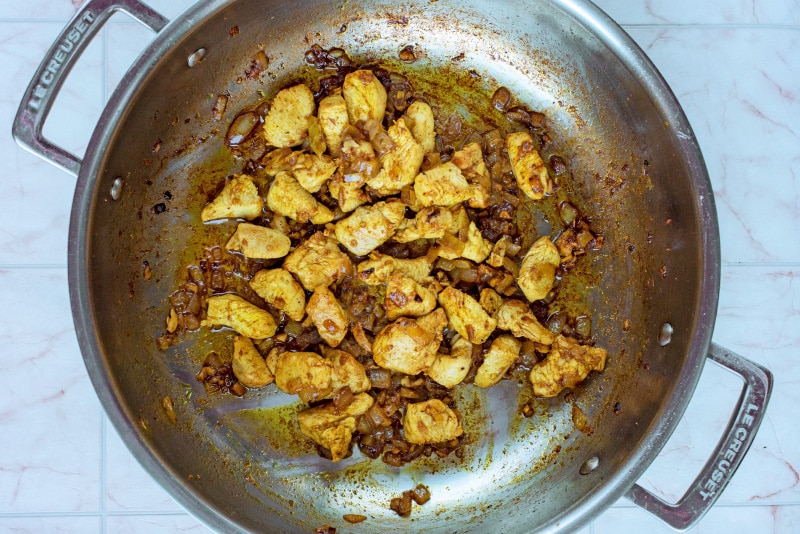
xmin=0 ymin=0 xmax=798 ymax=532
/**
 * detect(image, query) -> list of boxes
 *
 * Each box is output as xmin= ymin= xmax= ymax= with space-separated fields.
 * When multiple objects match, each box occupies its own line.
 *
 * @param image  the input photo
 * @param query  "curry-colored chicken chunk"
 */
xmin=356 ymin=253 xmax=433 ymax=285
xmin=266 ymin=171 xmax=334 ymax=224
xmin=384 ymin=273 xmax=439 ymax=320
xmin=450 ymin=142 xmax=490 ymax=209
xmin=324 ymin=348 xmax=371 ymax=395
xmin=372 ymin=308 xmax=447 ymax=375
xmin=297 ymin=392 xmax=374 ymax=462
xmin=427 ymin=336 xmax=473 ymax=389
xmin=291 ymin=152 xmax=338 ymax=193
xmin=317 ymin=94 xmax=349 ymax=157
xmin=334 ymin=199 xmax=407 ymax=256
xmin=306 ymin=285 xmax=349 ymax=348
xmin=394 ymin=205 xmax=457 ymax=243
xmin=413 ymin=161 xmax=474 ymax=208
xmin=494 ymin=299 xmax=555 ymax=345
xmin=249 ymin=268 xmax=306 ymax=322
xmin=404 ymin=399 xmax=463 ymax=445
xmin=403 ymin=100 xmax=436 ymax=154
xmin=201 ymin=174 xmax=263 ymax=222
xmin=367 ymin=118 xmax=425 ymax=196
xmin=438 ymin=221 xmax=491 ymax=264
xmin=231 ymin=335 xmax=274 ymax=389
xmin=506 ymin=131 xmax=553 ymax=201
xmin=329 ymin=138 xmax=376 ymax=212
xmin=225 ymin=223 xmax=291 ymax=260
xmin=438 ymin=286 xmax=496 ymax=344
xmin=342 ymin=69 xmax=387 ymax=124
xmin=283 ymin=231 xmax=352 ymax=291
xmin=202 ymin=294 xmax=277 ymax=339
xmin=529 ymin=335 xmax=608 ymax=397
xmin=474 ymin=335 xmax=522 ymax=388
xmin=518 ymin=236 xmax=560 ymax=302
xmin=263 ymin=84 xmax=316 ymax=148
xmin=274 ymin=351 xmax=333 ymax=402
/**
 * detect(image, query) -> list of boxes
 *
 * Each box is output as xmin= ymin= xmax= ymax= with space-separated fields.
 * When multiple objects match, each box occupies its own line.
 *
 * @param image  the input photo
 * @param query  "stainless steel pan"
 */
xmin=13 ymin=0 xmax=772 ymax=532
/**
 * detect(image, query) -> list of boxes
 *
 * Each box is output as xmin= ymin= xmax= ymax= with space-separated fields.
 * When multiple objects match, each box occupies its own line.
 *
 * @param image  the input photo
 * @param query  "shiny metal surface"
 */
xmin=15 ymin=0 xmax=765 ymax=531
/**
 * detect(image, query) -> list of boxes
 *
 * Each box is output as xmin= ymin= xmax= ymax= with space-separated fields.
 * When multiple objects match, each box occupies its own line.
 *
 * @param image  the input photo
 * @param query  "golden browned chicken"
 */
xmin=478 ymin=287 xmax=504 ymax=315
xmin=231 ymin=335 xmax=274 ymax=388
xmin=494 ymin=299 xmax=555 ymax=345
xmin=274 ymin=351 xmax=333 ymax=402
xmin=393 ymin=206 xmax=456 ymax=243
xmin=328 ymin=138 xmax=376 ymax=213
xmin=290 ymin=152 xmax=338 ymax=193
xmin=450 ymin=142 xmax=490 ymax=209
xmin=249 ymin=268 xmax=306 ymax=322
xmin=356 ymin=253 xmax=434 ymax=286
xmin=474 ymin=335 xmax=522 ymax=388
xmin=202 ymin=294 xmax=277 ymax=339
xmin=438 ymin=286 xmax=497 ymax=344
xmin=225 ymin=223 xmax=291 ymax=260
xmin=200 ymin=174 xmax=263 ymax=222
xmin=283 ymin=231 xmax=352 ymax=291
xmin=317 ymin=93 xmax=349 ymax=157
xmin=403 ymin=399 xmax=463 ymax=444
xmin=403 ymin=101 xmax=436 ymax=154
xmin=323 ymin=348 xmax=371 ymax=395
xmin=367 ymin=118 xmax=425 ymax=196
xmin=262 ymin=84 xmax=316 ymax=148
xmin=297 ymin=392 xmax=374 ymax=462
xmin=505 ymin=131 xmax=553 ymax=200
xmin=334 ymin=199 xmax=407 ymax=256
xmin=266 ymin=171 xmax=334 ymax=225
xmin=517 ymin=236 xmax=560 ymax=302
xmin=459 ymin=221 xmax=493 ymax=263
xmin=372 ymin=308 xmax=447 ymax=375
xmin=427 ymin=336 xmax=473 ymax=389
xmin=413 ymin=161 xmax=473 ymax=208
xmin=306 ymin=285 xmax=349 ymax=348
xmin=343 ymin=69 xmax=387 ymax=123
xmin=384 ymin=273 xmax=439 ymax=320
xmin=529 ymin=335 xmax=608 ymax=397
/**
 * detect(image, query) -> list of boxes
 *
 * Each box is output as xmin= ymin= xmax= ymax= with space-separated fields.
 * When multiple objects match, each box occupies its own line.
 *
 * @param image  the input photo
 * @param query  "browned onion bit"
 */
xmin=225 ymin=111 xmax=260 ymax=146
xmin=491 ymin=86 xmax=512 ymax=112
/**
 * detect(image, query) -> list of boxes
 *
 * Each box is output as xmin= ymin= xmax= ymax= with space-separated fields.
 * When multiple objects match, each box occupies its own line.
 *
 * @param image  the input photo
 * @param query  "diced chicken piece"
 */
xmin=451 ymin=142 xmax=490 ymax=209
xmin=323 ymin=348 xmax=371 ymax=395
xmin=266 ymin=171 xmax=334 ymax=224
xmin=263 ymin=84 xmax=316 ymax=148
xmin=403 ymin=101 xmax=436 ymax=154
xmin=414 ymin=162 xmax=473 ymax=208
xmin=461 ymin=222 xmax=492 ymax=263
xmin=307 ymin=115 xmax=326 ymax=156
xmin=342 ymin=69 xmax=387 ymax=124
xmin=394 ymin=206 xmax=456 ymax=243
xmin=506 ymin=131 xmax=553 ymax=200
xmin=334 ymin=199 xmax=407 ymax=256
xmin=518 ymin=236 xmax=560 ymax=302
xmin=261 ymin=147 xmax=295 ymax=175
xmin=201 ymin=174 xmax=263 ymax=222
xmin=427 ymin=336 xmax=473 ymax=389
xmin=356 ymin=253 xmax=433 ymax=286
xmin=438 ymin=286 xmax=496 ymax=344
xmin=367 ymin=118 xmax=425 ymax=196
xmin=384 ymin=274 xmax=438 ymax=320
xmin=283 ymin=231 xmax=352 ymax=291
xmin=328 ymin=171 xmax=369 ymax=213
xmin=265 ymin=346 xmax=282 ymax=376
xmin=202 ymin=294 xmax=277 ymax=339
xmin=225 ymin=223 xmax=291 ymax=259
xmin=249 ymin=268 xmax=305 ymax=322
xmin=306 ymin=285 xmax=349 ymax=348
xmin=474 ymin=335 xmax=521 ymax=388
xmin=494 ymin=299 xmax=555 ymax=345
xmin=486 ymin=236 xmax=512 ymax=268
xmin=291 ymin=153 xmax=338 ymax=193
xmin=297 ymin=392 xmax=374 ymax=462
xmin=372 ymin=308 xmax=447 ymax=375
xmin=329 ymin=138 xmax=376 ymax=212
xmin=529 ymin=335 xmax=608 ymax=397
xmin=318 ymin=94 xmax=349 ymax=157
xmin=274 ymin=351 xmax=333 ymax=402
xmin=479 ymin=288 xmax=504 ymax=315
xmin=404 ymin=399 xmax=463 ymax=444
xmin=232 ymin=335 xmax=274 ymax=388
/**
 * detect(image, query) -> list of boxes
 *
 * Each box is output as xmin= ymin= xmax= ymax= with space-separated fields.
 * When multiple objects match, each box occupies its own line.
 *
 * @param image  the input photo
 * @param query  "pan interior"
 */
xmin=73 ymin=0 xmax=716 ymax=532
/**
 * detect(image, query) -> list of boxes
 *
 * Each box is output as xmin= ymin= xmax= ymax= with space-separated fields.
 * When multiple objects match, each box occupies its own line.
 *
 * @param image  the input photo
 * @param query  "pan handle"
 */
xmin=11 ymin=0 xmax=168 ymax=177
xmin=625 ymin=343 xmax=773 ymax=530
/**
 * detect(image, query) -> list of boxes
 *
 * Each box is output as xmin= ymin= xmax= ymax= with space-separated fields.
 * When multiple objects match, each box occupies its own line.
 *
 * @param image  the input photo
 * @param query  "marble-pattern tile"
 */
xmin=597 ymin=0 xmax=800 ymax=25
xmin=0 ymin=515 xmax=102 ymax=533
xmin=104 ymin=514 xmax=211 ymax=534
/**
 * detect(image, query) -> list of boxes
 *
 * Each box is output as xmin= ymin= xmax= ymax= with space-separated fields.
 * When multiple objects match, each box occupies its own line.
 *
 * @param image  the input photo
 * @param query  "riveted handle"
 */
xmin=625 ymin=343 xmax=773 ymax=530
xmin=11 ymin=0 xmax=168 ymax=177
